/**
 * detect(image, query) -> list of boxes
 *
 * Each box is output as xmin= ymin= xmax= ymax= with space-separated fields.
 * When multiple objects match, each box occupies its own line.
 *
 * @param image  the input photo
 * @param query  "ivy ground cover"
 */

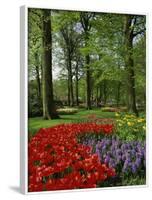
xmin=28 ymin=118 xmax=146 ymax=192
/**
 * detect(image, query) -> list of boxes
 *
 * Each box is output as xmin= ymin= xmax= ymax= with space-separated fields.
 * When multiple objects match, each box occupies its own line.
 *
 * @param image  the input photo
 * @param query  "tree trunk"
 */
xmin=42 ymin=9 xmax=59 ymax=119
xmin=116 ymin=81 xmax=121 ymax=107
xmin=65 ymin=54 xmax=70 ymax=106
xmin=60 ymin=27 xmax=76 ymax=107
xmin=124 ymin=15 xmax=138 ymax=116
xmin=96 ymin=87 xmax=99 ymax=107
xmin=67 ymin=74 xmax=70 ymax=106
xmin=80 ymin=13 xmax=92 ymax=110
xmin=86 ymin=54 xmax=91 ymax=109
xmin=99 ymin=83 xmax=103 ymax=103
xmin=103 ymin=80 xmax=107 ymax=106
xmin=68 ymin=52 xmax=74 ymax=106
xmin=35 ymin=52 xmax=41 ymax=101
xmin=75 ymin=61 xmax=79 ymax=106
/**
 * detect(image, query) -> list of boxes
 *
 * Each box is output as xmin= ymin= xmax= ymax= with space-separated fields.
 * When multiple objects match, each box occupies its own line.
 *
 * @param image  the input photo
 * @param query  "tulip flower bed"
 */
xmin=28 ymin=123 xmax=116 ymax=192
xmin=28 ymin=117 xmax=146 ymax=192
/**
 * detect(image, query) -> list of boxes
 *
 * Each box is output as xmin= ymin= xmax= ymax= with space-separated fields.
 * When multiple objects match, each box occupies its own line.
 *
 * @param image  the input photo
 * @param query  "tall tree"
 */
xmin=60 ymin=27 xmax=75 ymax=106
xmin=42 ymin=9 xmax=59 ymax=119
xmin=80 ymin=12 xmax=95 ymax=110
xmin=53 ymin=11 xmax=81 ymax=106
xmin=124 ymin=15 xmax=145 ymax=116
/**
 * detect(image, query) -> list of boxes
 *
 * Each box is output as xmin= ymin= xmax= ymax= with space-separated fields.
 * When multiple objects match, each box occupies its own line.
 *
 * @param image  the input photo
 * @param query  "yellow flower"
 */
xmin=143 ymin=126 xmax=146 ymax=130
xmin=127 ymin=122 xmax=134 ymax=126
xmin=115 ymin=113 xmax=119 ymax=117
xmin=137 ymin=118 xmax=144 ymax=123
xmin=127 ymin=122 xmax=131 ymax=126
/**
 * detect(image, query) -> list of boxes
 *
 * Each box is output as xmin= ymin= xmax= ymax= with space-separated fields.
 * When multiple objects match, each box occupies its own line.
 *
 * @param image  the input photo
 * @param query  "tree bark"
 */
xmin=80 ymin=13 xmax=92 ymax=110
xmin=124 ymin=15 xmax=138 ymax=116
xmin=42 ymin=9 xmax=59 ymax=119
xmin=103 ymin=80 xmax=107 ymax=106
xmin=86 ymin=54 xmax=91 ymax=109
xmin=67 ymin=73 xmax=70 ymax=106
xmin=75 ymin=61 xmax=79 ymax=106
xmin=35 ymin=52 xmax=41 ymax=101
xmin=68 ymin=52 xmax=74 ymax=107
xmin=116 ymin=81 xmax=121 ymax=107
xmin=96 ymin=87 xmax=99 ymax=107
xmin=99 ymin=83 xmax=103 ymax=103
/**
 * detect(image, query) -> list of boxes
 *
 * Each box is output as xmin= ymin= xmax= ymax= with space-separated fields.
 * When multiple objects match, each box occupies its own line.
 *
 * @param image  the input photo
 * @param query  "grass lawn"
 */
xmin=28 ymin=109 xmax=116 ymax=137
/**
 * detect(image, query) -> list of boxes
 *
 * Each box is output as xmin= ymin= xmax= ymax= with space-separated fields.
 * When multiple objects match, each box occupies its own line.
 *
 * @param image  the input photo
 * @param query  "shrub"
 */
xmin=101 ymin=106 xmax=127 ymax=112
xmin=102 ymin=107 xmax=121 ymax=112
xmin=57 ymin=107 xmax=78 ymax=115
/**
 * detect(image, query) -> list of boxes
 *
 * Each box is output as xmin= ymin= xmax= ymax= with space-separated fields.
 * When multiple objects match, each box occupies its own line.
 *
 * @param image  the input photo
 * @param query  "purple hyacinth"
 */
xmin=104 ymin=154 xmax=110 ymax=164
xmin=131 ymin=163 xmax=137 ymax=174
xmin=82 ymin=136 xmax=145 ymax=177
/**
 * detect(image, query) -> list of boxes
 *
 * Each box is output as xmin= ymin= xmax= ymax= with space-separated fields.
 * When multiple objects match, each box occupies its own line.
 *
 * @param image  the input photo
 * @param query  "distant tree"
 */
xmin=80 ymin=12 xmax=95 ymax=109
xmin=52 ymin=11 xmax=82 ymax=106
xmin=60 ymin=26 xmax=76 ymax=107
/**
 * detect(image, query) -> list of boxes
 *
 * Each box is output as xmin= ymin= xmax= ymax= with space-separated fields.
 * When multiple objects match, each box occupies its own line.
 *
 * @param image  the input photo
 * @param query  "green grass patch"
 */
xmin=28 ymin=108 xmax=116 ymax=137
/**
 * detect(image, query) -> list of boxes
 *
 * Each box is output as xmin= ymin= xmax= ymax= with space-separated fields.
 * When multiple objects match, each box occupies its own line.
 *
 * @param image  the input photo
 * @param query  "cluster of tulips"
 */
xmin=28 ymin=123 xmax=115 ymax=192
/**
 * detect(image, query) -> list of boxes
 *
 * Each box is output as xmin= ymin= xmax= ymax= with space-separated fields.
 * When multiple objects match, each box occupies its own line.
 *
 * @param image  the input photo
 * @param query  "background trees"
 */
xmin=28 ymin=9 xmax=146 ymax=118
